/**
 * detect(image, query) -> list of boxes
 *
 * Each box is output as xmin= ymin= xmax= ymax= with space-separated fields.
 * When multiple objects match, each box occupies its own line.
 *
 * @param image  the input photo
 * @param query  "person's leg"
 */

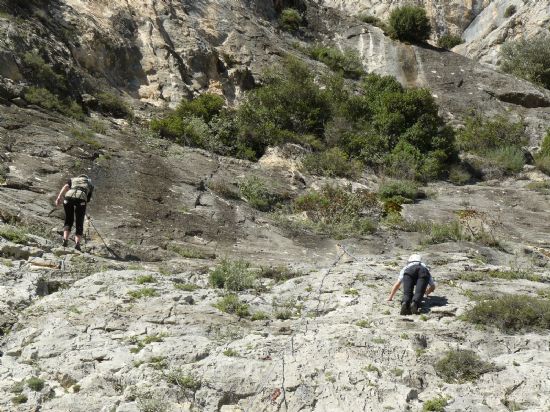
xmin=411 ymin=272 xmax=430 ymax=314
xmin=63 ymin=201 xmax=74 ymax=246
xmin=400 ymin=273 xmax=415 ymax=315
xmin=74 ymin=203 xmax=86 ymax=250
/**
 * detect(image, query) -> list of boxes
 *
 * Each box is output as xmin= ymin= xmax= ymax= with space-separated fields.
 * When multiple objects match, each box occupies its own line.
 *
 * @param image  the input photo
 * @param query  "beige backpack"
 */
xmin=65 ymin=175 xmax=91 ymax=202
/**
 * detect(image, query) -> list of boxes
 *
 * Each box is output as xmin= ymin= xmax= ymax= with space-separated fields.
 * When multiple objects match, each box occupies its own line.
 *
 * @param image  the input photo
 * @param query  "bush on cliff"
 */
xmin=388 ymin=5 xmax=431 ymax=43
xmin=500 ymin=35 xmax=550 ymax=90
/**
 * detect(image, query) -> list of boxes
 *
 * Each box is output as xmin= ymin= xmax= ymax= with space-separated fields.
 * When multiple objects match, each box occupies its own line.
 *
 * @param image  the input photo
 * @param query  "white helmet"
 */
xmin=408 ymin=254 xmax=422 ymax=263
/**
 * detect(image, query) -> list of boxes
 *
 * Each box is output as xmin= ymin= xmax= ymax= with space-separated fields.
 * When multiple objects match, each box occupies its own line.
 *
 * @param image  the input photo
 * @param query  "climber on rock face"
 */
xmin=55 ymin=174 xmax=94 ymax=251
xmin=387 ymin=254 xmax=435 ymax=315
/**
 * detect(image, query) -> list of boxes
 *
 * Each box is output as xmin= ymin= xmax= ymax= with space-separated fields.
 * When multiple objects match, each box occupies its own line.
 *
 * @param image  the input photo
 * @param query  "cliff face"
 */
xmin=1 ymin=3 xmax=550 ymax=411
xmin=320 ymin=0 xmax=550 ymax=65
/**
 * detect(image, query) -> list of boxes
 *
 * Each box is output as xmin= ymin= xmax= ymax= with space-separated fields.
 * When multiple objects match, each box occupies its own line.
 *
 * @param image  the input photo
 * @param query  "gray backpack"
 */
xmin=65 ymin=176 xmax=91 ymax=202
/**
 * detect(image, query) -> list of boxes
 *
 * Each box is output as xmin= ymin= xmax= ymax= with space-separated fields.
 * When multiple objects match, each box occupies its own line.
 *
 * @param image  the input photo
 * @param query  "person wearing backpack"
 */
xmin=387 ymin=254 xmax=436 ymax=315
xmin=55 ymin=174 xmax=94 ymax=251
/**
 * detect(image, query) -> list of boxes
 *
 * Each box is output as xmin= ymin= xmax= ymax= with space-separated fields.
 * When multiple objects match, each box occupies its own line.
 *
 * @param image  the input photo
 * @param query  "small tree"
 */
xmin=389 ymin=5 xmax=431 ymax=42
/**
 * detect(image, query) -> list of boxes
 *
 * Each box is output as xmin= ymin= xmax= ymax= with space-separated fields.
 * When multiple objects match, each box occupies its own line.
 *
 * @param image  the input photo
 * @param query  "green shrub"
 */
xmin=136 ymin=274 xmax=156 ymax=284
xmin=422 ymin=396 xmax=448 ymax=412
xmin=238 ymin=177 xmax=281 ymax=211
xmin=251 ymin=311 xmax=269 ymax=321
xmin=223 ymin=348 xmax=238 ymax=357
xmin=457 ymin=114 xmax=526 ymax=153
xmin=0 ymin=226 xmax=28 ymax=244
xmin=214 ymin=294 xmax=250 ymax=317
xmin=423 ymin=220 xmax=465 ymax=244
xmin=12 ymin=394 xmax=28 ymax=404
xmin=174 ymin=283 xmax=200 ymax=291
xmin=359 ymin=14 xmax=382 ymax=26
xmin=504 ymin=5 xmax=517 ymax=18
xmin=259 ymin=266 xmax=304 ymax=283
xmin=437 ymin=34 xmax=463 ymax=49
xmin=150 ymin=94 xmax=230 ymax=153
xmin=535 ymin=130 xmax=550 ymax=175
xmin=448 ymin=164 xmax=472 ymax=185
xmin=21 ymin=52 xmax=67 ymax=95
xmin=209 ymin=259 xmax=257 ymax=291
xmin=27 ymin=377 xmax=44 ymax=391
xmin=484 ymin=146 xmax=526 ymax=175
xmin=166 ymin=370 xmax=201 ymax=391
xmin=306 ymin=44 xmax=365 ymax=79
xmin=25 ymin=87 xmax=84 ymax=120
xmin=272 ymin=297 xmax=300 ymax=319
xmin=291 ymin=185 xmax=378 ymax=239
xmin=378 ymin=180 xmax=421 ymax=203
xmin=127 ymin=287 xmax=158 ymax=299
xmin=500 ymin=35 xmax=550 ymax=89
xmin=435 ymin=349 xmax=496 ymax=383
xmin=237 ymin=57 xmax=331 ymax=157
xmin=464 ymin=294 xmax=550 ymax=332
xmin=535 ymin=156 xmax=550 ymax=175
xmin=95 ymin=92 xmax=131 ymax=118
xmin=207 ymin=180 xmax=241 ymax=200
xmin=389 ymin=5 xmax=431 ymax=42
xmin=302 ymin=147 xmax=363 ymax=179
xmin=279 ymin=8 xmax=302 ymax=32
xmin=458 ymin=270 xmax=543 ymax=283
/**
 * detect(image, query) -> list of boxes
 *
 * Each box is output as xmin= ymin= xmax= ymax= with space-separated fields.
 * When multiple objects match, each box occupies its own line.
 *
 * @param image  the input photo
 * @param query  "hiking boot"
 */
xmin=400 ymin=302 xmax=411 ymax=315
xmin=410 ymin=302 xmax=419 ymax=315
xmin=75 ymin=243 xmax=81 ymax=252
xmin=62 ymin=239 xmax=68 ymax=247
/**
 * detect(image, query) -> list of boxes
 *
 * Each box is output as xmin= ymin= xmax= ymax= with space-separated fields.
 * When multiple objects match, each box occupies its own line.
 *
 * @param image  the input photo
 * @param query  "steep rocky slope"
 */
xmin=321 ymin=0 xmax=550 ymax=66
xmin=1 ymin=1 xmax=550 ymax=411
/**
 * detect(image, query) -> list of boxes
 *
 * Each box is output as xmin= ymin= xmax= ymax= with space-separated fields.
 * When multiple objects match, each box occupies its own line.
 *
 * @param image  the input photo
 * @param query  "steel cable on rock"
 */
xmin=243 ymin=247 xmax=347 ymax=412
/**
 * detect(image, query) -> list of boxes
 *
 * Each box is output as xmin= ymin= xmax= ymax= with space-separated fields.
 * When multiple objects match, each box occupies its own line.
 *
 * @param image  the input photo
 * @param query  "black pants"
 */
xmin=63 ymin=198 xmax=87 ymax=236
xmin=402 ymin=271 xmax=429 ymax=307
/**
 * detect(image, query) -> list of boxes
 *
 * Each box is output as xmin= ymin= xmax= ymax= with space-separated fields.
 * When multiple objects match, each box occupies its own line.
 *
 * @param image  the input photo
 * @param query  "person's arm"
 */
xmin=56 ymin=184 xmax=70 ymax=206
xmin=87 ymin=185 xmax=94 ymax=202
xmin=387 ymin=280 xmax=402 ymax=301
xmin=425 ymin=273 xmax=436 ymax=296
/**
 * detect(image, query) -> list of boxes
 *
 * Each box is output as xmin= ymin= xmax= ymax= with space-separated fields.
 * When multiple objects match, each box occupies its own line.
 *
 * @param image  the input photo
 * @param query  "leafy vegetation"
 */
xmin=209 ymin=259 xmax=257 ymax=291
xmin=305 ymin=44 xmax=365 ymax=79
xmin=458 ymin=114 xmax=527 ymax=177
xmin=26 ymin=377 xmax=44 ymax=391
xmin=301 ymin=147 xmax=363 ymax=179
xmin=151 ymin=58 xmax=456 ymax=181
xmin=258 ymin=266 xmax=304 ymax=283
xmin=378 ymin=180 xmax=422 ymax=204
xmin=71 ymin=128 xmax=102 ymax=149
xmin=174 ymin=283 xmax=200 ymax=292
xmin=213 ymin=294 xmax=250 ymax=317
xmin=437 ymin=34 xmax=463 ymax=49
xmin=422 ymin=396 xmax=448 ymax=412
xmin=279 ymin=8 xmax=302 ymax=32
xmin=136 ymin=274 xmax=157 ymax=284
xmin=238 ymin=177 xmax=282 ymax=211
xmin=504 ymin=5 xmax=517 ymax=18
xmin=21 ymin=52 xmax=68 ymax=95
xmin=435 ymin=349 xmax=497 ymax=383
xmin=0 ymin=226 xmax=28 ymax=244
xmin=25 ymin=87 xmax=84 ymax=120
xmin=464 ymin=294 xmax=550 ymax=333
xmin=535 ymin=130 xmax=550 ymax=175
xmin=127 ymin=287 xmax=158 ymax=299
xmin=500 ymin=35 xmax=550 ymax=89
xmin=388 ymin=6 xmax=431 ymax=42
xmin=458 ymin=270 xmax=543 ymax=283
xmin=166 ymin=370 xmax=201 ymax=391
xmin=95 ymin=92 xmax=132 ymax=118
xmin=289 ymin=185 xmax=378 ymax=239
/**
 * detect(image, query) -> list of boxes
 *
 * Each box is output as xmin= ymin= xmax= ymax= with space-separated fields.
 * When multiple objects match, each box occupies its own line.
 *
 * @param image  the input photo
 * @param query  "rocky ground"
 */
xmin=1 ymin=102 xmax=550 ymax=411
xmin=1 ymin=1 xmax=550 ymax=411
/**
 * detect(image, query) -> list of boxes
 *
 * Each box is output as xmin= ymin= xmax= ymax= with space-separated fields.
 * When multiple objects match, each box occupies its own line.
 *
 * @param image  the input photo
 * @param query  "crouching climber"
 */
xmin=387 ymin=254 xmax=435 ymax=315
xmin=55 ymin=174 xmax=94 ymax=251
